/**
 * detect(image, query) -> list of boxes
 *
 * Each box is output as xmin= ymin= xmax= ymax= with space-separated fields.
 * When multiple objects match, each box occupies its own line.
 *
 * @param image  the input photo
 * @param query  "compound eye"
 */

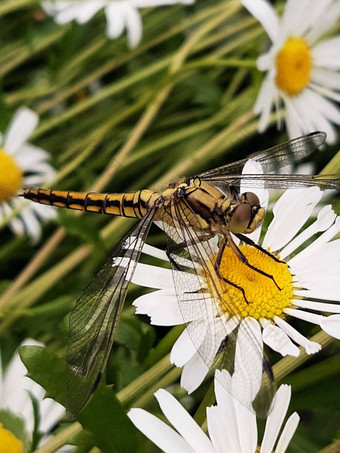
xmin=242 ymin=192 xmax=260 ymax=207
xmin=229 ymin=204 xmax=251 ymax=234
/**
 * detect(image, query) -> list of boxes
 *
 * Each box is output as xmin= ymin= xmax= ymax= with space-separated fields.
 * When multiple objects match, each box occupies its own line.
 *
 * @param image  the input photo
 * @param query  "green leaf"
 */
xmin=79 ymin=386 xmax=138 ymax=453
xmin=20 ymin=345 xmax=138 ymax=453
xmin=27 ymin=391 xmax=42 ymax=451
xmin=19 ymin=345 xmax=66 ymax=405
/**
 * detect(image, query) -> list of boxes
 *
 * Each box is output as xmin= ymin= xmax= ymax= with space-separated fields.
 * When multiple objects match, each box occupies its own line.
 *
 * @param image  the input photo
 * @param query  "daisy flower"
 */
xmin=128 ymin=369 xmax=299 ymax=453
xmin=241 ymin=0 xmax=340 ymax=143
xmin=41 ymin=0 xmax=195 ymax=49
xmin=132 ymin=159 xmax=340 ymax=398
xmin=0 ymin=107 xmax=56 ymax=243
xmin=0 ymin=339 xmax=68 ymax=452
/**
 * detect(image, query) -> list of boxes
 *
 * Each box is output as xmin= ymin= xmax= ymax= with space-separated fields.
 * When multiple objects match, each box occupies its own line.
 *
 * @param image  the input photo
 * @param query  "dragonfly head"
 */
xmin=228 ymin=192 xmax=265 ymax=234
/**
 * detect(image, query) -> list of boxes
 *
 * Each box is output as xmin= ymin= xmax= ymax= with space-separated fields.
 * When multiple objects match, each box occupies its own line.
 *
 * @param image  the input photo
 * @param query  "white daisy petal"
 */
xmin=312 ymin=68 xmax=340 ymax=90
xmin=122 ymin=5 xmax=143 ymax=48
xmin=30 ymin=202 xmax=57 ymax=221
xmin=48 ymin=2 xmax=103 ymax=24
xmin=303 ymin=88 xmax=340 ymax=124
xmin=180 ymin=351 xmax=210 ymax=394
xmin=73 ymin=3 xmax=103 ymax=24
xmin=280 ymin=0 xmax=309 ymax=38
xmin=289 ymin=219 xmax=340 ymax=268
xmin=261 ymin=385 xmax=291 ymax=453
xmin=294 ymin=287 xmax=340 ymax=302
xmin=275 ymin=412 xmax=300 ymax=453
xmin=134 ymin=290 xmax=187 ymax=325
xmin=231 ymin=389 xmax=257 ymax=453
xmin=241 ymin=0 xmax=279 ymax=42
xmin=306 ymin=2 xmax=340 ymax=43
xmin=170 ymin=322 xmax=206 ymax=366
xmin=4 ymin=107 xmax=39 ymax=154
xmin=154 ymin=389 xmax=215 ymax=453
xmin=255 ymin=75 xmax=276 ymax=132
xmin=312 ymin=36 xmax=340 ymax=68
xmin=291 ymin=299 xmax=340 ymax=314
xmin=319 ymin=315 xmax=340 ymax=340
xmin=283 ymin=95 xmax=310 ymax=138
xmin=142 ymin=243 xmax=169 ymax=261
xmin=9 ymin=213 xmax=25 ymax=237
xmin=233 ymin=318 xmax=263 ymax=403
xmin=262 ymin=319 xmax=300 ymax=357
xmin=128 ymin=408 xmax=195 ymax=453
xmin=283 ymin=307 xmax=324 ymax=326
xmin=311 ymin=83 xmax=340 ymax=104
xmin=15 ymin=143 xmax=52 ymax=165
xmin=280 ymin=205 xmax=336 ymax=259
xmin=131 ymin=263 xmax=175 ymax=289
xmin=262 ymin=187 xmax=322 ymax=251
xmin=206 ymin=405 xmax=229 ymax=453
xmin=213 ymin=371 xmax=243 ymax=452
xmin=104 ymin=3 xmax=126 ymax=39
xmin=274 ymin=316 xmax=321 ymax=354
xmin=20 ymin=206 xmax=43 ymax=244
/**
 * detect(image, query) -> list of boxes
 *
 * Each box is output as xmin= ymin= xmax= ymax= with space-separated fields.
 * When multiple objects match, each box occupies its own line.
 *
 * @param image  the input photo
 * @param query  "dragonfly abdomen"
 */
xmin=22 ymin=188 xmax=158 ymax=219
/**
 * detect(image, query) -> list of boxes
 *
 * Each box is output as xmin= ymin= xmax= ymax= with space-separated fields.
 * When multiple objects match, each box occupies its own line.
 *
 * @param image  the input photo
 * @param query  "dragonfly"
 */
xmin=23 ymin=131 xmax=340 ymax=417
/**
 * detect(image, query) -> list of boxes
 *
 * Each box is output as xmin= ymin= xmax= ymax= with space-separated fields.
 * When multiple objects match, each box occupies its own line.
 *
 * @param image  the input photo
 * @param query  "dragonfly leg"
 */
xmin=166 ymin=233 xmax=215 ymax=270
xmin=216 ymin=233 xmax=282 ymax=293
xmin=215 ymin=236 xmax=250 ymax=304
xmin=235 ymin=233 xmax=285 ymax=264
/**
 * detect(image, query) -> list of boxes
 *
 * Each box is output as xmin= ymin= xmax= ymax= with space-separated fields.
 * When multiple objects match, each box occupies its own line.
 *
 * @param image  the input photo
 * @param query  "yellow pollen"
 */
xmin=212 ymin=245 xmax=293 ymax=320
xmin=0 ymin=423 xmax=23 ymax=453
xmin=0 ymin=147 xmax=23 ymax=202
xmin=275 ymin=37 xmax=312 ymax=95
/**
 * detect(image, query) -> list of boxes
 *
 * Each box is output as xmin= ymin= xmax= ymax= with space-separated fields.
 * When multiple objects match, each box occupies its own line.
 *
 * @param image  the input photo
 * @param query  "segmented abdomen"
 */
xmin=22 ymin=188 xmax=157 ymax=219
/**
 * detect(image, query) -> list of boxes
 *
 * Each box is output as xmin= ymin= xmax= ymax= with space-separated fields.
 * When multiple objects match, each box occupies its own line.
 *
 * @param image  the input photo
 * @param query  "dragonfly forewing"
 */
xmin=66 ymin=209 xmax=156 ymax=416
xmin=198 ymin=131 xmax=327 ymax=180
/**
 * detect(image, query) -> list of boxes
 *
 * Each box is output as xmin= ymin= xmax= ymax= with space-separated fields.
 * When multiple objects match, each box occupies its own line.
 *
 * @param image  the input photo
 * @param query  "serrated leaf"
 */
xmin=19 ymin=346 xmax=66 ymax=405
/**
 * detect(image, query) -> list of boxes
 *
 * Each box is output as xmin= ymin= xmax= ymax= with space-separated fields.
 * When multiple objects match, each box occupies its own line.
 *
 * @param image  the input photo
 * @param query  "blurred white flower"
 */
xmin=0 ymin=339 xmax=69 ymax=451
xmin=242 ymin=0 xmax=340 ymax=143
xmin=129 ymin=370 xmax=299 ymax=453
xmin=0 ymin=107 xmax=56 ymax=243
xmin=41 ymin=0 xmax=195 ymax=48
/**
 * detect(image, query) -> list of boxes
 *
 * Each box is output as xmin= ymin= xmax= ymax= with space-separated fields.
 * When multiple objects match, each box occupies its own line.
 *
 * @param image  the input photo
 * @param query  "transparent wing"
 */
xmin=203 ymin=173 xmax=340 ymax=191
xmin=197 ymin=131 xmax=339 ymax=192
xmin=162 ymin=199 xmax=275 ymax=416
xmin=66 ymin=209 xmax=155 ymax=417
xmin=198 ymin=131 xmax=327 ymax=179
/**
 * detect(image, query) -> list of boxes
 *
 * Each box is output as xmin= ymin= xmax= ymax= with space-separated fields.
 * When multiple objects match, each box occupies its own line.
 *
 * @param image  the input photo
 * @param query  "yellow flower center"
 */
xmin=212 ymin=245 xmax=293 ymax=320
xmin=0 ymin=147 xmax=23 ymax=202
xmin=275 ymin=37 xmax=312 ymax=95
xmin=0 ymin=423 xmax=23 ymax=453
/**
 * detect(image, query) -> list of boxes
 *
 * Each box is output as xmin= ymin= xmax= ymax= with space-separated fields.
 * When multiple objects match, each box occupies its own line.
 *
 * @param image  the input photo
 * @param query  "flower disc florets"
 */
xmin=208 ymin=245 xmax=293 ymax=320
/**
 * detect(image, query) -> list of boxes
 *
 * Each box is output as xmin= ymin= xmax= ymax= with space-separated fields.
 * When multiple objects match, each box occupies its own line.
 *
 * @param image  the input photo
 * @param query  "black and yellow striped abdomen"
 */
xmin=22 ymin=188 xmax=159 ymax=219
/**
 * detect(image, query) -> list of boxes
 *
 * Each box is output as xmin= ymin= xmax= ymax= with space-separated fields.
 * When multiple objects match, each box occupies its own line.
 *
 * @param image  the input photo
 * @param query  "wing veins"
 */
xmin=66 ymin=208 xmax=156 ymax=416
